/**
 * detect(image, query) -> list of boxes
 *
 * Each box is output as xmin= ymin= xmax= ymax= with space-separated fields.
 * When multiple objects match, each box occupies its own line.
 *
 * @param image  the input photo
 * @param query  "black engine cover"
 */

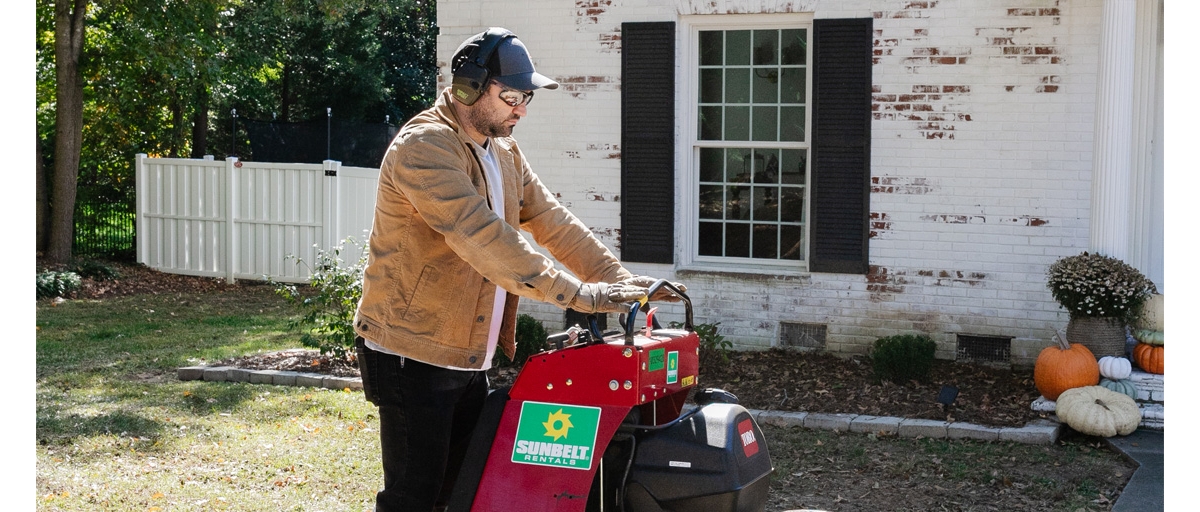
xmin=624 ymin=403 xmax=773 ymax=512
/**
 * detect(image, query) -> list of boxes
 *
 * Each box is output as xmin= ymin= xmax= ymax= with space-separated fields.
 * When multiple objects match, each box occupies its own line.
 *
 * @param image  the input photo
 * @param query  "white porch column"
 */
xmin=1129 ymin=0 xmax=1165 ymax=291
xmin=1089 ymin=0 xmax=1138 ymax=260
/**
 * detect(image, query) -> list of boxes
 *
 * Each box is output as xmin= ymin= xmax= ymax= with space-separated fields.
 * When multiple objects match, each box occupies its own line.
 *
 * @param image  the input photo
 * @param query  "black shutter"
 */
xmin=810 ymin=18 xmax=872 ymax=274
xmin=620 ymin=22 xmax=675 ymax=264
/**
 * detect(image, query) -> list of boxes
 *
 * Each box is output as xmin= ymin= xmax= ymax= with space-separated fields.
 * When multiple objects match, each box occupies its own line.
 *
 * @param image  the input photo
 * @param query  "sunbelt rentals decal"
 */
xmin=511 ymin=401 xmax=601 ymax=470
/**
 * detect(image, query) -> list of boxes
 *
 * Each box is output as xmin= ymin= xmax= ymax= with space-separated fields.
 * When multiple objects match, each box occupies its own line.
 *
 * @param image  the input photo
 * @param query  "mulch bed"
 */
xmin=213 ymin=347 xmax=1045 ymax=428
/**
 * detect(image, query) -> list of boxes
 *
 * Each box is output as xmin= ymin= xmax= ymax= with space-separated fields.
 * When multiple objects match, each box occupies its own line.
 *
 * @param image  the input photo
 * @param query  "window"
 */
xmin=620 ymin=18 xmax=870 ymax=273
xmin=688 ymin=19 xmax=812 ymax=266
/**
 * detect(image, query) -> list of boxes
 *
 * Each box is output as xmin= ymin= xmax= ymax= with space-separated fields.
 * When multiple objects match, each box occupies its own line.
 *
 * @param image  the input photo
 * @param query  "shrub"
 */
xmin=671 ymin=321 xmax=731 ymax=368
xmin=69 ymin=260 xmax=120 ymax=281
xmin=500 ymin=314 xmax=548 ymax=367
xmin=36 ymin=270 xmax=82 ymax=299
xmin=871 ymin=334 xmax=937 ymax=384
xmin=273 ymin=238 xmax=367 ymax=359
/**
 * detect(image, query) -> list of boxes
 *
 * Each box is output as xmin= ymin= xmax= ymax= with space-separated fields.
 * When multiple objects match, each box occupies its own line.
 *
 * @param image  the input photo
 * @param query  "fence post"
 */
xmin=225 ymin=156 xmax=239 ymax=283
xmin=324 ymin=159 xmax=340 ymax=252
xmin=135 ymin=153 xmax=148 ymax=265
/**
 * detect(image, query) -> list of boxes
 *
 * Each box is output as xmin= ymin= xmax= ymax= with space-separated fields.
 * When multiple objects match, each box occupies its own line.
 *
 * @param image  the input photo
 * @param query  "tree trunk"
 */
xmin=47 ymin=0 xmax=88 ymax=264
xmin=190 ymin=86 xmax=209 ymax=158
xmin=168 ymin=89 xmax=184 ymax=158
xmin=36 ymin=127 xmax=47 ymax=254
xmin=280 ymin=63 xmax=291 ymax=122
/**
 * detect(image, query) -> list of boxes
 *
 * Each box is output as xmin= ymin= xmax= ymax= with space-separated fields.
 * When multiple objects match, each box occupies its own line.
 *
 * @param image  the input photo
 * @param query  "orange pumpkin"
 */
xmin=1034 ymin=331 xmax=1100 ymax=401
xmin=1132 ymin=342 xmax=1164 ymax=374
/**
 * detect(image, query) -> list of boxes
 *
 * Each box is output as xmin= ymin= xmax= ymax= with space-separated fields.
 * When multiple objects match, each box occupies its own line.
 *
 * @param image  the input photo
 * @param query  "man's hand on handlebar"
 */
xmin=569 ymin=276 xmax=687 ymax=314
xmin=616 ymin=275 xmax=687 ymax=302
xmin=570 ymin=281 xmax=650 ymax=313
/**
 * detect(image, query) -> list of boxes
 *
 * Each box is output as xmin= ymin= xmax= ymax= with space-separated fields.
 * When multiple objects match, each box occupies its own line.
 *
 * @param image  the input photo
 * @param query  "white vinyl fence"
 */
xmin=135 ymin=154 xmax=379 ymax=283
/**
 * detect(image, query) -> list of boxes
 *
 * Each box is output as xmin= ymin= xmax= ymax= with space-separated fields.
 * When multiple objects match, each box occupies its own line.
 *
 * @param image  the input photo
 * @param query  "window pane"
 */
xmin=781 ymin=149 xmax=806 ymax=184
xmin=699 ymin=106 xmax=722 ymax=140
xmin=780 ymin=106 xmax=805 ymax=141
xmin=724 ymin=107 xmax=749 ymax=141
xmin=781 ymin=225 xmax=804 ymax=260
xmin=699 ymin=147 xmax=723 ymax=182
xmin=726 ymin=223 xmax=750 ymax=257
xmin=698 ymin=221 xmax=723 ymax=256
xmin=781 ymin=67 xmax=806 ymax=104
xmin=754 ymin=149 xmax=780 ymax=184
xmin=752 ymin=30 xmax=778 ymax=66
xmin=725 ymin=148 xmax=752 ymax=182
xmin=781 ymin=29 xmax=807 ymax=65
xmin=752 ymin=224 xmax=778 ymax=258
xmin=752 ymin=106 xmax=778 ymax=141
xmin=700 ymin=31 xmax=723 ymax=65
xmin=726 ymin=30 xmax=751 ymax=65
xmin=724 ymin=68 xmax=750 ymax=104
xmin=726 ymin=185 xmax=748 ymax=219
xmin=780 ymin=187 xmax=804 ymax=222
xmin=752 ymin=187 xmax=778 ymax=221
xmin=700 ymin=68 xmax=723 ymax=104
xmin=752 ymin=69 xmax=778 ymax=103
xmin=699 ymin=185 xmax=724 ymax=219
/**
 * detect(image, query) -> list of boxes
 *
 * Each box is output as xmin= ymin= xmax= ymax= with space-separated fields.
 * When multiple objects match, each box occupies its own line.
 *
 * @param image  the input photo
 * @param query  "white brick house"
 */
xmin=433 ymin=0 xmax=1164 ymax=366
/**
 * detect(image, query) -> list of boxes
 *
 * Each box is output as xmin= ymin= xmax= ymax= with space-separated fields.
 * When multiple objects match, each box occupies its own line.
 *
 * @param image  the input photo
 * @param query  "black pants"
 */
xmin=356 ymin=338 xmax=488 ymax=512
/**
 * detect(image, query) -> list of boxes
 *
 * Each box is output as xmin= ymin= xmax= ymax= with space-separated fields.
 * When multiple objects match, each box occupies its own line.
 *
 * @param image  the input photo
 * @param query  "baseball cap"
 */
xmin=452 ymin=29 xmax=559 ymax=92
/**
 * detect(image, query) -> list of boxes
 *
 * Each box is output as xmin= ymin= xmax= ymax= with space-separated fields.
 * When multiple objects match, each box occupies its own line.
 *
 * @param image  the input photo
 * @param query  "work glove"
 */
xmin=616 ymin=275 xmax=687 ymax=302
xmin=570 ymin=281 xmax=649 ymax=313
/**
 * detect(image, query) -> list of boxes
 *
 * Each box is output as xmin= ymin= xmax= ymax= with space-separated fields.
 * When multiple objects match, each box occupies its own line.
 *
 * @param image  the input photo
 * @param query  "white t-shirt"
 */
xmin=365 ymin=138 xmax=507 ymax=371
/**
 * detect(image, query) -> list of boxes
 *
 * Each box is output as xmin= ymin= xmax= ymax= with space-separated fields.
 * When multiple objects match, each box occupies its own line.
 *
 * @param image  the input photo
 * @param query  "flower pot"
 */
xmin=1066 ymin=316 xmax=1127 ymax=359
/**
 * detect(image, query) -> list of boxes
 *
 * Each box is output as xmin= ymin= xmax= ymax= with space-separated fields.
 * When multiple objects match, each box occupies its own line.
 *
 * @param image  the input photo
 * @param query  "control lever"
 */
xmin=545 ymin=325 xmax=585 ymax=350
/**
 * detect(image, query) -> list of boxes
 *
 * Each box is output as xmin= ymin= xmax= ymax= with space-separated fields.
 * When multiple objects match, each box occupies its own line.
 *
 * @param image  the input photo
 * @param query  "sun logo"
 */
xmin=542 ymin=409 xmax=573 ymax=441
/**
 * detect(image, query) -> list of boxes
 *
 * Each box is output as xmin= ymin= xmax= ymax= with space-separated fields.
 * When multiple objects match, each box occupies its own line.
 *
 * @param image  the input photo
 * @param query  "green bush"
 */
xmin=871 ymin=334 xmax=937 ymax=384
xmin=69 ymin=259 xmax=120 ymax=281
xmin=671 ymin=321 xmax=731 ymax=368
xmin=499 ymin=314 xmax=548 ymax=367
xmin=273 ymin=238 xmax=367 ymax=359
xmin=36 ymin=270 xmax=83 ymax=299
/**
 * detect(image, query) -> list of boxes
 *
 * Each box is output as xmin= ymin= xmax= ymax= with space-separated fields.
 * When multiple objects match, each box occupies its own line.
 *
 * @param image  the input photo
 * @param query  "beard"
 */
xmin=466 ymin=105 xmax=517 ymax=139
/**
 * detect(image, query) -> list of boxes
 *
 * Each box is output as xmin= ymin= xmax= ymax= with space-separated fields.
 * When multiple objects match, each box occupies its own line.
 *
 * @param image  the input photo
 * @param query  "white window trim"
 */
xmin=677 ymin=13 xmax=815 ymax=275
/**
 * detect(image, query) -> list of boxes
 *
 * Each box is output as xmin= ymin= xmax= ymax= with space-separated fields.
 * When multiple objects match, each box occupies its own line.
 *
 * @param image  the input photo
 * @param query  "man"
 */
xmin=353 ymin=28 xmax=676 ymax=511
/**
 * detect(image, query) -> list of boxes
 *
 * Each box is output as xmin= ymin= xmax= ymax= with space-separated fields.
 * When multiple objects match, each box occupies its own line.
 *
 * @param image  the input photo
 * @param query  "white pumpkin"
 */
xmin=1055 ymin=386 xmax=1141 ymax=437
xmin=1098 ymin=356 xmax=1132 ymax=380
xmin=1138 ymin=293 xmax=1164 ymax=331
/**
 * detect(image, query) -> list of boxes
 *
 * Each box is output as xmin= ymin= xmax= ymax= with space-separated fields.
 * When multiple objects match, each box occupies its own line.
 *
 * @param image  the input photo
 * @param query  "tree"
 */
xmin=46 ymin=0 xmax=87 ymax=263
xmin=35 ymin=0 xmax=438 ymax=261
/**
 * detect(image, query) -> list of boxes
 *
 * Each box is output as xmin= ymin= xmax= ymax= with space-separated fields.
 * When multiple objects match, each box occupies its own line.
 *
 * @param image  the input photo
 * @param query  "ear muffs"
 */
xmin=451 ymin=28 xmax=515 ymax=105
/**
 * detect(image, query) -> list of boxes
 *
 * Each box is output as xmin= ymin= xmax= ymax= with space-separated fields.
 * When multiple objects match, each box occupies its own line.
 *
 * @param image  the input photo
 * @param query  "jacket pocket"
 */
xmin=398 ymin=264 xmax=448 ymax=337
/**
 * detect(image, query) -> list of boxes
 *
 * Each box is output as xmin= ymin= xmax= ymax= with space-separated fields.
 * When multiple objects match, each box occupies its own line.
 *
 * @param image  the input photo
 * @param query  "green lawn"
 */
xmin=36 ymin=286 xmax=383 ymax=511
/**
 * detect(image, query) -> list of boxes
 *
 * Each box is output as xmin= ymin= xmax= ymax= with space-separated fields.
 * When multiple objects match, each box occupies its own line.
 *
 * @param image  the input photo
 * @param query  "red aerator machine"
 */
xmin=448 ymin=280 xmax=773 ymax=512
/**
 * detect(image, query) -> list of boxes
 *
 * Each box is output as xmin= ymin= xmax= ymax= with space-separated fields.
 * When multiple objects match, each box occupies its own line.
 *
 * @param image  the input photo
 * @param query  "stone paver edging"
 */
xmin=752 ymin=410 xmax=1060 ymax=445
xmin=179 ymin=364 xmax=1061 ymax=445
xmin=179 ymin=365 xmax=363 ymax=391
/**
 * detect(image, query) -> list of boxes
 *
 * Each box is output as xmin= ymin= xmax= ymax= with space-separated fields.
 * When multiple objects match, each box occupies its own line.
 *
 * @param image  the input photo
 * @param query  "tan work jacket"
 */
xmin=353 ymin=89 xmax=632 ymax=369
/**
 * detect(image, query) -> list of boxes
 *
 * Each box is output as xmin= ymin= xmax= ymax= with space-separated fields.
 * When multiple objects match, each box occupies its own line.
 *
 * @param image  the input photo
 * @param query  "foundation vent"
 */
xmin=956 ymin=334 xmax=1012 ymax=365
xmin=780 ymin=322 xmax=827 ymax=350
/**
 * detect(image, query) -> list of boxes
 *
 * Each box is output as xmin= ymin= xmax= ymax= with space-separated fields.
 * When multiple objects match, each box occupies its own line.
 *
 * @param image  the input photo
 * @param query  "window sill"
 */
xmin=675 ymin=265 xmax=813 ymax=283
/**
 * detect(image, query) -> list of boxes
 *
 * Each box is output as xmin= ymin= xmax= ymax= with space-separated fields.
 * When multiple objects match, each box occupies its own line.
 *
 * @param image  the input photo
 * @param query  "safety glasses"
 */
xmin=492 ymin=81 xmax=534 ymax=107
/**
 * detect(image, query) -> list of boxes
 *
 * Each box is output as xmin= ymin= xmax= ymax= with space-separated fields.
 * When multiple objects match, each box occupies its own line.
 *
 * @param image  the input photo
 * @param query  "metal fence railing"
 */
xmin=74 ymin=172 xmax=137 ymax=261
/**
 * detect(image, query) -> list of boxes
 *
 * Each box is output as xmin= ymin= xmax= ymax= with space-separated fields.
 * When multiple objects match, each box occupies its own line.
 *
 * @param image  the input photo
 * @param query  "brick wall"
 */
xmin=437 ymin=0 xmax=1103 ymax=366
